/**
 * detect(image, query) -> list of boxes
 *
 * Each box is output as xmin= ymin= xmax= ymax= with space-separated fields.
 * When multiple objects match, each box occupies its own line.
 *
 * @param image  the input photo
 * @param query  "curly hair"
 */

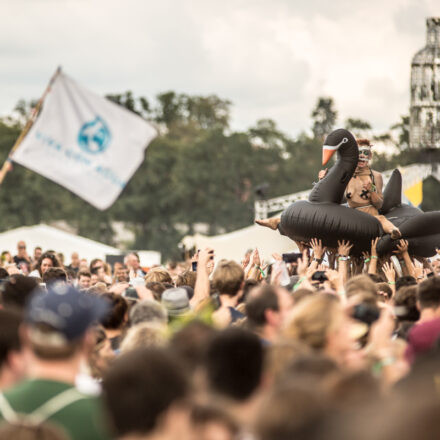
xmin=36 ymin=252 xmax=60 ymax=277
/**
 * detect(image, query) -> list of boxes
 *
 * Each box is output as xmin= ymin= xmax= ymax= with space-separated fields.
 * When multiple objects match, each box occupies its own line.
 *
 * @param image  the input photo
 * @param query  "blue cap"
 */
xmin=26 ymin=283 xmax=109 ymax=341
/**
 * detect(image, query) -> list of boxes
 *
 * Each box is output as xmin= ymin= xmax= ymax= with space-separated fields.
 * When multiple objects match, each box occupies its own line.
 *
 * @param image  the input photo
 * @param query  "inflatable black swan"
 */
xmin=277 ymin=128 xmax=440 ymax=256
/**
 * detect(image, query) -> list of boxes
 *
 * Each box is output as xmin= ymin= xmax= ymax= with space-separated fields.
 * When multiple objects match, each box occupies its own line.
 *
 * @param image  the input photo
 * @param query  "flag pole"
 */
xmin=0 ymin=66 xmax=62 ymax=185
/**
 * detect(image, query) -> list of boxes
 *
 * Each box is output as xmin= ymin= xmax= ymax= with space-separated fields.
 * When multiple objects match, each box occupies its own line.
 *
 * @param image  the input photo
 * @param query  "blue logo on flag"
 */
xmin=78 ymin=116 xmax=111 ymax=154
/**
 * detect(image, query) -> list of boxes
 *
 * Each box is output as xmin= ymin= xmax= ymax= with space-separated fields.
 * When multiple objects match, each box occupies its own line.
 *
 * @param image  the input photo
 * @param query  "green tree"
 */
xmin=311 ymin=97 xmax=338 ymax=140
xmin=344 ymin=117 xmax=372 ymax=137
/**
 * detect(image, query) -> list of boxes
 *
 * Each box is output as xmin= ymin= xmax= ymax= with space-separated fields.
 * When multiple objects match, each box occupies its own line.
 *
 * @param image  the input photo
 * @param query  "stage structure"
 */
xmin=410 ymin=17 xmax=440 ymax=150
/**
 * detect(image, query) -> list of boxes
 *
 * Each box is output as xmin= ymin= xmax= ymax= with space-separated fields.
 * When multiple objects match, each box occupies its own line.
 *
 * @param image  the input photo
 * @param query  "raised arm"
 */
xmin=192 ymin=248 xmax=214 ymax=307
xmin=368 ymin=238 xmax=380 ymax=275
xmin=394 ymin=240 xmax=415 ymax=278
xmin=337 ymin=240 xmax=353 ymax=285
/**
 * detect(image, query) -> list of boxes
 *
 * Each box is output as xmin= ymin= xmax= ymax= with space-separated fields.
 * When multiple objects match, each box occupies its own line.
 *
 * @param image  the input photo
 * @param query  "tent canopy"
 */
xmin=182 ymin=224 xmax=297 ymax=263
xmin=0 ymin=224 xmax=120 ymax=265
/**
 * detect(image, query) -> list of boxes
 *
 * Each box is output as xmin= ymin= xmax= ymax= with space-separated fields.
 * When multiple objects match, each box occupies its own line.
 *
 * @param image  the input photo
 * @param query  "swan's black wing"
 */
xmin=380 ymin=169 xmax=402 ymax=215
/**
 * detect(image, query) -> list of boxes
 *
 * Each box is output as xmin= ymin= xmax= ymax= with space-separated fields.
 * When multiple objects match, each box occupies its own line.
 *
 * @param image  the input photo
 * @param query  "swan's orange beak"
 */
xmin=322 ymin=147 xmax=336 ymax=166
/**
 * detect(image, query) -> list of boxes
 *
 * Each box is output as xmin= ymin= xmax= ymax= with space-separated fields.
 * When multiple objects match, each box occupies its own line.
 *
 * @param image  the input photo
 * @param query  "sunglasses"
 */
xmin=359 ymin=149 xmax=371 ymax=156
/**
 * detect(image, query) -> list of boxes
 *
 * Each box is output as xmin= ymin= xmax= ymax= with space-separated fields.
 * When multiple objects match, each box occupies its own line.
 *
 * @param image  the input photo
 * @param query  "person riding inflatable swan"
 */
xmin=256 ymin=129 xmax=440 ymax=256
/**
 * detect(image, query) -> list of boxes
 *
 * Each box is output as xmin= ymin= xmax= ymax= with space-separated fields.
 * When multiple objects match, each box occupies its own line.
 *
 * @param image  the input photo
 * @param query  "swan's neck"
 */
xmin=308 ymin=148 xmax=358 ymax=204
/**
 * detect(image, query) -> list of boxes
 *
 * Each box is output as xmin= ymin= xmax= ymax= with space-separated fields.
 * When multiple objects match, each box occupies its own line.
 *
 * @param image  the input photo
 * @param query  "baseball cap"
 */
xmin=26 ymin=282 xmax=109 ymax=342
xmin=405 ymin=317 xmax=440 ymax=363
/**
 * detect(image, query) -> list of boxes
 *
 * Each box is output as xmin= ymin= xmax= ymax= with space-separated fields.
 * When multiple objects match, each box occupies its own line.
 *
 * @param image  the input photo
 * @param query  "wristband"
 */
xmin=380 ymin=356 xmax=396 ymax=366
xmin=388 ymin=281 xmax=396 ymax=285
xmin=364 ymin=258 xmax=371 ymax=263
xmin=338 ymin=256 xmax=350 ymax=261
xmin=293 ymin=277 xmax=305 ymax=291
xmin=372 ymin=356 xmax=396 ymax=376
xmin=371 ymin=255 xmax=378 ymax=260
xmin=313 ymin=257 xmax=323 ymax=263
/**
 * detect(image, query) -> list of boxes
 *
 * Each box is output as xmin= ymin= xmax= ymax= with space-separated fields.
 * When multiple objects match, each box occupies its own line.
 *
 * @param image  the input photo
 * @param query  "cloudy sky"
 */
xmin=0 ymin=0 xmax=438 ymax=136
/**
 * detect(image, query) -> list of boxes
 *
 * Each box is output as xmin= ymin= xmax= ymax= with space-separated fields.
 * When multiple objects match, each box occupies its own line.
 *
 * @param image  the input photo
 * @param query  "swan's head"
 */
xmin=322 ymin=129 xmax=356 ymax=166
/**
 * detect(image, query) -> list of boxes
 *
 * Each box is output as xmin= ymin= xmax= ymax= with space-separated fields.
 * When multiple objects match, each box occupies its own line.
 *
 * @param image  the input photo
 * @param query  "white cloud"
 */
xmin=0 ymin=0 xmax=438 ymax=136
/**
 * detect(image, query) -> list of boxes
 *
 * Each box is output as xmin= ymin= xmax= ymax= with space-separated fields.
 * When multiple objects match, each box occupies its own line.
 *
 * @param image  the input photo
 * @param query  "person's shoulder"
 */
xmin=3 ymin=378 xmax=45 ymax=396
xmin=371 ymin=169 xmax=383 ymax=179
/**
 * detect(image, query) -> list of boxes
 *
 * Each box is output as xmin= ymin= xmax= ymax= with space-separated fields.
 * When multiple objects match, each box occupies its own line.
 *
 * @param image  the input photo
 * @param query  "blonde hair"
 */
xmin=175 ymin=270 xmax=197 ymax=288
xmin=120 ymin=323 xmax=166 ymax=353
xmin=211 ymin=260 xmax=244 ymax=297
xmin=283 ymin=294 xmax=342 ymax=350
xmin=144 ymin=267 xmax=172 ymax=284
xmin=345 ymin=275 xmax=377 ymax=299
xmin=87 ymin=282 xmax=108 ymax=295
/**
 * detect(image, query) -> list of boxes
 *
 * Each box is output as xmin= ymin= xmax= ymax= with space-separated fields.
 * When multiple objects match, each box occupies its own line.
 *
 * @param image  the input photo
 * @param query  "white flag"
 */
xmin=11 ymin=71 xmax=157 ymax=210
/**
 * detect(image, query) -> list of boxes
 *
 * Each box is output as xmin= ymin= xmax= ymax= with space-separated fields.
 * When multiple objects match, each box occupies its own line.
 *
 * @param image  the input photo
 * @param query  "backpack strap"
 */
xmin=0 ymin=388 xmax=87 ymax=426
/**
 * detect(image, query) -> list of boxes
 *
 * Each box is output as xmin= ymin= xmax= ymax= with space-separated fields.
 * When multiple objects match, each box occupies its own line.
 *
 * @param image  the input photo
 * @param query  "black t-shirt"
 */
xmin=67 ymin=264 xmax=80 ymax=274
xmin=13 ymin=256 xmax=31 ymax=272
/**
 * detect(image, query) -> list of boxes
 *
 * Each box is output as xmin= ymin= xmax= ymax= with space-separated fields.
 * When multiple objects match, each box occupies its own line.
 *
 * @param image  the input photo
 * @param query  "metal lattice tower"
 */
xmin=410 ymin=17 xmax=440 ymax=150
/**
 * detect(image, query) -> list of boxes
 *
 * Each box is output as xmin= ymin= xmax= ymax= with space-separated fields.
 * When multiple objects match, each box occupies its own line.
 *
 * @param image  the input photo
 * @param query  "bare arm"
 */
xmin=382 ymin=262 xmax=396 ymax=297
xmin=247 ymin=248 xmax=262 ymax=280
xmin=394 ymin=240 xmax=415 ymax=278
xmin=368 ymin=238 xmax=379 ymax=274
xmin=191 ymin=248 xmax=213 ymax=308
xmin=337 ymin=240 xmax=353 ymax=285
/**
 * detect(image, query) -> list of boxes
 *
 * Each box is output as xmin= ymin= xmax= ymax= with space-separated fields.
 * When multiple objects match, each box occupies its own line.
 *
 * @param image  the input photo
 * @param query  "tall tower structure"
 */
xmin=410 ymin=18 xmax=440 ymax=150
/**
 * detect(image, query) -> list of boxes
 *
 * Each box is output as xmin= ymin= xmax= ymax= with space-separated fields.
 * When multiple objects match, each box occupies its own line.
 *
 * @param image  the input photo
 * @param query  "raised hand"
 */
xmin=413 ymin=263 xmax=424 ymax=281
xmin=251 ymin=248 xmax=261 ymax=267
xmin=109 ymin=282 xmax=129 ymax=295
xmin=310 ymin=238 xmax=326 ymax=260
xmin=394 ymin=239 xmax=409 ymax=255
xmin=297 ymin=250 xmax=309 ymax=277
xmin=325 ymin=269 xmax=341 ymax=290
xmin=337 ymin=240 xmax=353 ymax=257
xmin=382 ymin=261 xmax=396 ymax=284
xmin=199 ymin=248 xmax=215 ymax=271
xmin=294 ymin=240 xmax=309 ymax=254
xmin=272 ymin=253 xmax=282 ymax=262
xmin=241 ymin=252 xmax=250 ymax=269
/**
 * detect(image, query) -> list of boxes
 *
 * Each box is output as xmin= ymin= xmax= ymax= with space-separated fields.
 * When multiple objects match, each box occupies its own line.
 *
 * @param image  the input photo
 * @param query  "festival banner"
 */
xmin=11 ymin=70 xmax=157 ymax=209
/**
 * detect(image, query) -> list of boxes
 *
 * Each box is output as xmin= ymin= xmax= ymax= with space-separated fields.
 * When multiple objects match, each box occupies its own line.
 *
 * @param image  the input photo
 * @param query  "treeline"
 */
xmin=0 ymin=93 xmax=437 ymax=259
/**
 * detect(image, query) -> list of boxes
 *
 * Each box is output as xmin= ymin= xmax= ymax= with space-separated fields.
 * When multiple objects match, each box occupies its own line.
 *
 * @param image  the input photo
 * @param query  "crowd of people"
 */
xmin=0 ymin=236 xmax=440 ymax=440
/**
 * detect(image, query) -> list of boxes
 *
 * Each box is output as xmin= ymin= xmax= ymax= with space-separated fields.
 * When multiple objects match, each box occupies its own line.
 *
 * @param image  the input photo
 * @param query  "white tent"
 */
xmin=0 ymin=224 xmax=120 ymax=264
xmin=182 ymin=224 xmax=298 ymax=263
